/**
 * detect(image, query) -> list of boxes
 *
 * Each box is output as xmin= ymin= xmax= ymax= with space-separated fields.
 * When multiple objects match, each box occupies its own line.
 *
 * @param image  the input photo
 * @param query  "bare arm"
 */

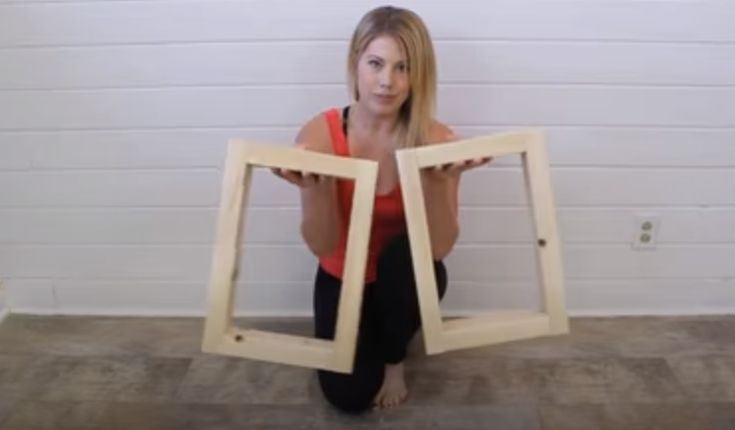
xmin=421 ymin=124 xmax=491 ymax=260
xmin=421 ymin=171 xmax=459 ymax=260
xmin=299 ymin=175 xmax=339 ymax=257
xmin=273 ymin=116 xmax=340 ymax=257
xmin=420 ymin=125 xmax=460 ymax=260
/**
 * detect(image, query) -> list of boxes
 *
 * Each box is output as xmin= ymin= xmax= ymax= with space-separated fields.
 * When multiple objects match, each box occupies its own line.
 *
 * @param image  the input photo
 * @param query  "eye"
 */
xmin=397 ymin=63 xmax=407 ymax=72
xmin=368 ymin=59 xmax=381 ymax=68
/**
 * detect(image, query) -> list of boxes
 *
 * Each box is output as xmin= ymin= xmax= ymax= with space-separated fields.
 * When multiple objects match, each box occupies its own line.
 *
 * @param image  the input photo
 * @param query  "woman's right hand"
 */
xmin=270 ymin=142 xmax=331 ymax=188
xmin=271 ymin=167 xmax=327 ymax=188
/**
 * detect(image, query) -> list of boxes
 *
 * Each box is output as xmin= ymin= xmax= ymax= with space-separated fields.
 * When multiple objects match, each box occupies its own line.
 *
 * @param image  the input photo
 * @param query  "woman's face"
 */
xmin=355 ymin=35 xmax=411 ymax=117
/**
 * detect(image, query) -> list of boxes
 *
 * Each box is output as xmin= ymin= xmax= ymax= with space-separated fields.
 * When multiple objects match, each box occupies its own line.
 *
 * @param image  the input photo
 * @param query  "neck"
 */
xmin=350 ymin=102 xmax=401 ymax=137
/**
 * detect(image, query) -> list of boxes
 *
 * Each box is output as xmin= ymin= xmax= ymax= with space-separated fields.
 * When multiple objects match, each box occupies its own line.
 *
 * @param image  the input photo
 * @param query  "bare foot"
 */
xmin=372 ymin=362 xmax=408 ymax=409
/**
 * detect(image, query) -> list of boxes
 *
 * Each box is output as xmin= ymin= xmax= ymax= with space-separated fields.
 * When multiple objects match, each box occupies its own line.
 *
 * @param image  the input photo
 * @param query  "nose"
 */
xmin=379 ymin=69 xmax=393 ymax=89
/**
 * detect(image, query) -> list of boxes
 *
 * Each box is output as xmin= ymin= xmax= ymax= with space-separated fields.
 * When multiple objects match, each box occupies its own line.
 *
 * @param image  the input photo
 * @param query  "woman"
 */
xmin=273 ymin=5 xmax=491 ymax=413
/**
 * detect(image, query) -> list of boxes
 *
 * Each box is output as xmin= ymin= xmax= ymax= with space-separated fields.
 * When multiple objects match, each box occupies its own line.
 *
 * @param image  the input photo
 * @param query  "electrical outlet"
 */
xmin=632 ymin=214 xmax=661 ymax=250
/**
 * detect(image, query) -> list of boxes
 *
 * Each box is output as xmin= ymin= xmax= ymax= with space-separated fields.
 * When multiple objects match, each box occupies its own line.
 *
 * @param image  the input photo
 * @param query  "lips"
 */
xmin=374 ymin=94 xmax=397 ymax=103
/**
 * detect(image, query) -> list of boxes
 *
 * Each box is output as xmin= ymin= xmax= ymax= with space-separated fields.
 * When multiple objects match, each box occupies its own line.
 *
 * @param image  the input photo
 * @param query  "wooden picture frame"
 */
xmin=395 ymin=130 xmax=569 ymax=354
xmin=202 ymin=140 xmax=378 ymax=373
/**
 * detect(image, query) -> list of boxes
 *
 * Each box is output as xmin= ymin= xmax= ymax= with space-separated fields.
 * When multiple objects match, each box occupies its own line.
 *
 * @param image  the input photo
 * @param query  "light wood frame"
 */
xmin=395 ymin=130 xmax=569 ymax=355
xmin=202 ymin=140 xmax=378 ymax=373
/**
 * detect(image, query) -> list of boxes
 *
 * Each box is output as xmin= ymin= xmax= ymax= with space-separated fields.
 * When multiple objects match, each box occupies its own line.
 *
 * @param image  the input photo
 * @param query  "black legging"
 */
xmin=313 ymin=233 xmax=448 ymax=413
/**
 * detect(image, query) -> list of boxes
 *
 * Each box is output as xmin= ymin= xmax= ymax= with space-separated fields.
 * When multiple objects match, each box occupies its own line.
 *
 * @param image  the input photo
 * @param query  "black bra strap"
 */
xmin=342 ymin=105 xmax=350 ymax=137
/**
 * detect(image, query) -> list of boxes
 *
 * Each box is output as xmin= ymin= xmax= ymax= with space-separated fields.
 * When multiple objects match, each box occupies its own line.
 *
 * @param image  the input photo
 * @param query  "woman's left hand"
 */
xmin=423 ymin=156 xmax=493 ymax=179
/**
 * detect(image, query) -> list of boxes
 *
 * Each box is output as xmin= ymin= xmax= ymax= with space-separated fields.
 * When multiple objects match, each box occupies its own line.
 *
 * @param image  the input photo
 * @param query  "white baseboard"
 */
xmin=6 ymin=306 xmax=735 ymax=319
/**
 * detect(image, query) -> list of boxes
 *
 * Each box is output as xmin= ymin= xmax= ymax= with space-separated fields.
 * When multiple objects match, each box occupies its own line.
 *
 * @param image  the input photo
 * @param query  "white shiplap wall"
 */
xmin=1 ymin=0 xmax=734 ymax=317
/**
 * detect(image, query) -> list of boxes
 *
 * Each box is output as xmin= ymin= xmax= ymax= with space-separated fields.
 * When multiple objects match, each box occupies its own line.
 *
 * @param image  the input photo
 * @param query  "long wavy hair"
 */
xmin=347 ymin=6 xmax=438 ymax=148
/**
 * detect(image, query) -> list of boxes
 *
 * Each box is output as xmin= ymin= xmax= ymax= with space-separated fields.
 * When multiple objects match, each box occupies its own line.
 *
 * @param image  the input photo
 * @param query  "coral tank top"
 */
xmin=318 ymin=107 xmax=407 ymax=283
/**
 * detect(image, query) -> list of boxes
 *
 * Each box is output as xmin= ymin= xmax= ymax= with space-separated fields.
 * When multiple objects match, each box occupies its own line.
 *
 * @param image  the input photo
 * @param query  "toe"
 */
xmin=372 ymin=390 xmax=383 ymax=406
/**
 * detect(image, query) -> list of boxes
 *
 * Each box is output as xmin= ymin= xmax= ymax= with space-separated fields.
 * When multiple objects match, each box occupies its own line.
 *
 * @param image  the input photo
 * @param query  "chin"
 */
xmin=369 ymin=99 xmax=403 ymax=116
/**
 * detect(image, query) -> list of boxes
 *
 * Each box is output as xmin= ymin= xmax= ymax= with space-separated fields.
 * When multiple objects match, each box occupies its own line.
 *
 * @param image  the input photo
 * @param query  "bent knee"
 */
xmin=318 ymin=370 xmax=380 ymax=414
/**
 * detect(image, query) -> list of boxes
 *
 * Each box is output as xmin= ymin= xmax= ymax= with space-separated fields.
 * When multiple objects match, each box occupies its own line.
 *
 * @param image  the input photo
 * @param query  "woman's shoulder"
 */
xmin=294 ymin=109 xmax=338 ymax=154
xmin=426 ymin=119 xmax=459 ymax=146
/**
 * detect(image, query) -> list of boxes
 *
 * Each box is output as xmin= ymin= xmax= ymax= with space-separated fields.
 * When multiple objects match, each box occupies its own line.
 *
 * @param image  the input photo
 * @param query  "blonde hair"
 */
xmin=347 ymin=5 xmax=437 ymax=148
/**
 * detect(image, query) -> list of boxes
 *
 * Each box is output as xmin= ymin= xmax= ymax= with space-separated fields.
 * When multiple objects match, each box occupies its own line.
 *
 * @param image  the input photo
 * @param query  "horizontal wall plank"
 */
xmin=2 ymin=86 xmax=733 ymax=131
xmin=548 ymin=169 xmax=735 ymax=207
xmin=440 ymin=86 xmax=735 ymax=127
xmin=1 ymin=1 xmax=733 ymax=47
xmin=438 ymin=42 xmax=735 ymax=86
xmin=2 ymin=41 xmax=733 ymax=89
xmin=0 ymin=87 xmax=345 ymax=130
xmin=463 ymin=127 xmax=735 ymax=168
xmin=458 ymin=168 xmax=735 ymax=207
xmin=3 ymin=280 xmax=55 ymax=311
xmin=447 ymin=245 xmax=735 ymax=281
xmin=0 ymin=245 xmax=314 ymax=282
xmin=0 ymin=142 xmax=35 ymax=169
xmin=459 ymin=207 xmax=735 ymax=244
xmin=455 ymin=168 xmax=735 ymax=207
xmin=0 ymin=208 xmax=294 ymax=244
xmin=0 ymin=170 xmax=227 ymax=207
xmin=2 ymin=244 xmax=734 ymax=281
xmin=1 ymin=128 xmax=732 ymax=170
xmin=0 ymin=129 xmax=299 ymax=170
xmin=564 ymin=279 xmax=735 ymax=316
xmin=6 ymin=278 xmax=735 ymax=316
xmin=2 ymin=207 xmax=735 ymax=245
xmin=443 ymin=279 xmax=735 ymax=316
xmin=51 ymin=279 xmax=315 ymax=317
xmin=2 ymin=168 xmax=734 ymax=208
xmin=52 ymin=279 xmax=210 ymax=317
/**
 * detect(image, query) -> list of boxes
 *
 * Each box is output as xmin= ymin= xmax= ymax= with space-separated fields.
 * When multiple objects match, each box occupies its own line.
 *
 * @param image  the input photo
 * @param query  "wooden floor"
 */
xmin=1 ymin=314 xmax=734 ymax=429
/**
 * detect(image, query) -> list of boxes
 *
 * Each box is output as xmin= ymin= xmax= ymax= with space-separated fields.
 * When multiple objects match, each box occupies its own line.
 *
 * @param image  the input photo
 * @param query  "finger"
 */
xmin=302 ymin=171 xmax=318 ymax=186
xmin=427 ymin=165 xmax=444 ymax=177
xmin=445 ymin=161 xmax=465 ymax=174
xmin=465 ymin=159 xmax=483 ymax=171
xmin=461 ymin=158 xmax=487 ymax=170
xmin=306 ymin=171 xmax=327 ymax=186
xmin=275 ymin=168 xmax=294 ymax=181
xmin=282 ymin=169 xmax=303 ymax=184
xmin=438 ymin=163 xmax=457 ymax=176
xmin=446 ymin=160 xmax=473 ymax=175
xmin=474 ymin=157 xmax=492 ymax=167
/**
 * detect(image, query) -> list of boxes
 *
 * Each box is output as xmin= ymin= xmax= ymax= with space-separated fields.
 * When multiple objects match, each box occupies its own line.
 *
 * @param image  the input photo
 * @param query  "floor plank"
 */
xmin=1 ymin=314 xmax=734 ymax=429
